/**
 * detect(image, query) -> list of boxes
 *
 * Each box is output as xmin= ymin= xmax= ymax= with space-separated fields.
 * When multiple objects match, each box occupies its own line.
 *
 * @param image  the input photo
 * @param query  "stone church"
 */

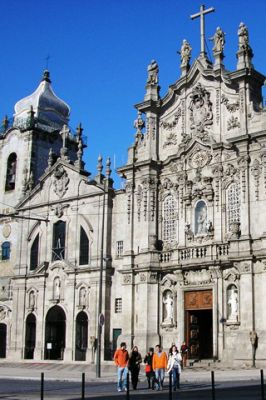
xmin=0 ymin=13 xmax=266 ymax=367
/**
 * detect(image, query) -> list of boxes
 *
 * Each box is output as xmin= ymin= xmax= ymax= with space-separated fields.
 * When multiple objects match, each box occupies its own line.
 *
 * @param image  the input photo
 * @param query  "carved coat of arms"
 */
xmin=53 ymin=166 xmax=70 ymax=198
xmin=189 ymin=83 xmax=213 ymax=141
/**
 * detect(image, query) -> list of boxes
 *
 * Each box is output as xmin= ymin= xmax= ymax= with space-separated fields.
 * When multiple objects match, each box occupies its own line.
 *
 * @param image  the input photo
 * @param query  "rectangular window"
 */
xmin=115 ymin=298 xmax=122 ymax=313
xmin=116 ymin=241 xmax=123 ymax=257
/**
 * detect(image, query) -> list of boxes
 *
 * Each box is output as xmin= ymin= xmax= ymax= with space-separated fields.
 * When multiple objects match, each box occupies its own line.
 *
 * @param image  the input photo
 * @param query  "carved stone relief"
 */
xmin=189 ymin=83 xmax=213 ymax=142
xmin=183 ymin=269 xmax=213 ymax=286
xmin=188 ymin=149 xmax=212 ymax=169
xmin=251 ymin=159 xmax=262 ymax=201
xmin=221 ymin=94 xmax=240 ymax=113
xmin=53 ymin=166 xmax=70 ymax=198
xmin=227 ymin=116 xmax=240 ymax=131
xmin=163 ymin=132 xmax=177 ymax=148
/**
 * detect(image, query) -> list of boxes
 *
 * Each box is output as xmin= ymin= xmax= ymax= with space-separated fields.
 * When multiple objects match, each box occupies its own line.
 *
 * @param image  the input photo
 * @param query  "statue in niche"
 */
xmin=227 ymin=285 xmax=239 ymax=320
xmin=54 ymin=277 xmax=61 ymax=300
xmin=163 ymin=291 xmax=173 ymax=322
xmin=238 ymin=22 xmax=249 ymax=51
xmin=210 ymin=27 xmax=225 ymax=53
xmin=195 ymin=201 xmax=207 ymax=235
xmin=29 ymin=291 xmax=36 ymax=309
xmin=147 ymin=60 xmax=158 ymax=84
xmin=79 ymin=287 xmax=87 ymax=307
xmin=180 ymin=39 xmax=192 ymax=67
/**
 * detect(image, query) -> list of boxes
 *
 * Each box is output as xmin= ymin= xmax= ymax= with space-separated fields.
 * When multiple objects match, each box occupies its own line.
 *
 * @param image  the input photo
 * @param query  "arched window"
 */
xmin=227 ymin=183 xmax=240 ymax=227
xmin=79 ymin=227 xmax=89 ymax=265
xmin=30 ymin=234 xmax=39 ymax=270
xmin=163 ymin=195 xmax=176 ymax=241
xmin=227 ymin=284 xmax=239 ymax=321
xmin=1 ymin=242 xmax=10 ymax=261
xmin=195 ymin=200 xmax=208 ymax=235
xmin=5 ymin=153 xmax=17 ymax=191
xmin=52 ymin=221 xmax=66 ymax=261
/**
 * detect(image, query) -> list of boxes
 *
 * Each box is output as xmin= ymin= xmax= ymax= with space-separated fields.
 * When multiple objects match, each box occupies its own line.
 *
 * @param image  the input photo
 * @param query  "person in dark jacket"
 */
xmin=144 ymin=347 xmax=155 ymax=389
xmin=128 ymin=346 xmax=142 ymax=390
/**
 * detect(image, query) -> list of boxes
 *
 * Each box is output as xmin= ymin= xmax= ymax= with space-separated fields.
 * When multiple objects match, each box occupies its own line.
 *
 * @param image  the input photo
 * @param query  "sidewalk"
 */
xmin=0 ymin=360 xmax=262 ymax=384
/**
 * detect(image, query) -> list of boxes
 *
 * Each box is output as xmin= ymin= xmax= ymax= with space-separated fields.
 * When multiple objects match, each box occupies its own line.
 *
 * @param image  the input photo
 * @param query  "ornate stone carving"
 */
xmin=189 ymin=83 xmax=213 ymax=141
xmin=163 ymin=132 xmax=177 ymax=148
xmin=125 ymin=181 xmax=133 ymax=224
xmin=251 ymin=159 xmax=262 ymax=201
xmin=180 ymin=39 xmax=192 ymax=68
xmin=136 ymin=185 xmax=143 ymax=222
xmin=260 ymin=145 xmax=266 ymax=191
xmin=227 ymin=116 xmax=240 ymax=131
xmin=146 ymin=116 xmax=156 ymax=140
xmin=160 ymin=109 xmax=181 ymax=131
xmin=139 ymin=273 xmax=146 ymax=282
xmin=183 ymin=269 xmax=213 ymax=286
xmin=212 ymin=163 xmax=223 ymax=209
xmin=238 ymin=156 xmax=249 ymax=202
xmin=123 ymin=274 xmax=132 ymax=284
xmin=188 ymin=149 xmax=212 ymax=169
xmin=53 ymin=166 xmax=70 ymax=198
xmin=221 ymin=94 xmax=240 ymax=113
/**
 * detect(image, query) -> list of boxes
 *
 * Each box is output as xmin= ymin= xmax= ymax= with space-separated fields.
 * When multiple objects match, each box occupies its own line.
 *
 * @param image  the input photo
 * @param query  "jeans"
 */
xmin=171 ymin=367 xmax=180 ymax=389
xmin=117 ymin=366 xmax=128 ymax=391
xmin=155 ymin=368 xmax=165 ymax=389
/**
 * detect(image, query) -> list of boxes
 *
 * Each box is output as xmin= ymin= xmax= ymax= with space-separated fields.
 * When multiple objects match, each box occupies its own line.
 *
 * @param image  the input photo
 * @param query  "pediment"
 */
xmin=16 ymin=159 xmax=103 ymax=210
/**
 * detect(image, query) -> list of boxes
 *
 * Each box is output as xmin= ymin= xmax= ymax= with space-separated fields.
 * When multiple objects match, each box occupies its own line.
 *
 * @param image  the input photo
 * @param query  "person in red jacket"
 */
xmin=114 ymin=342 xmax=129 ymax=392
xmin=152 ymin=344 xmax=168 ymax=390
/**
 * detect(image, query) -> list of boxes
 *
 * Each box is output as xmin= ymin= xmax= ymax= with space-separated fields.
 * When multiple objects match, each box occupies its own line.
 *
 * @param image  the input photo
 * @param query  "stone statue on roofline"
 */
xmin=238 ymin=22 xmax=250 ymax=52
xmin=180 ymin=39 xmax=192 ymax=67
xmin=147 ymin=60 xmax=159 ymax=84
xmin=210 ymin=26 xmax=225 ymax=54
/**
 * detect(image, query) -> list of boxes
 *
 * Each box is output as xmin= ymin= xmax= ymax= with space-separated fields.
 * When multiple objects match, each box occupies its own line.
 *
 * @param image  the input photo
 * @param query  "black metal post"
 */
xmin=261 ymin=369 xmax=265 ymax=400
xmin=211 ymin=371 xmax=215 ymax=400
xmin=169 ymin=371 xmax=172 ymax=400
xmin=126 ymin=372 xmax=130 ymax=400
xmin=81 ymin=372 xmax=85 ymax=399
xmin=40 ymin=372 xmax=44 ymax=400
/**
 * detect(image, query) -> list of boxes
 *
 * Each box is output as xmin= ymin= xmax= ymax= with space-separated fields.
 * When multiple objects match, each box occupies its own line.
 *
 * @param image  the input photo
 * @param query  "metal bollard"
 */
xmin=169 ymin=372 xmax=172 ymax=400
xmin=261 ymin=370 xmax=265 ymax=400
xmin=40 ymin=372 xmax=44 ymax=400
xmin=211 ymin=371 xmax=215 ymax=400
xmin=81 ymin=372 xmax=85 ymax=399
xmin=126 ymin=372 xmax=130 ymax=400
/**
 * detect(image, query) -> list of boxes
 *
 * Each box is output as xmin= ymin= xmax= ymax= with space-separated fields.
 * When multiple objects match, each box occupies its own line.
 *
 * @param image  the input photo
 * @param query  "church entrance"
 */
xmin=75 ymin=311 xmax=88 ymax=361
xmin=45 ymin=305 xmax=66 ymax=360
xmin=0 ymin=323 xmax=7 ymax=358
xmin=184 ymin=290 xmax=213 ymax=360
xmin=24 ymin=313 xmax=36 ymax=359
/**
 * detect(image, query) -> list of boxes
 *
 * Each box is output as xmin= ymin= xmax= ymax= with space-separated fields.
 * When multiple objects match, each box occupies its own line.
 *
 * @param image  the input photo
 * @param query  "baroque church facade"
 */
xmin=0 ymin=16 xmax=266 ymax=366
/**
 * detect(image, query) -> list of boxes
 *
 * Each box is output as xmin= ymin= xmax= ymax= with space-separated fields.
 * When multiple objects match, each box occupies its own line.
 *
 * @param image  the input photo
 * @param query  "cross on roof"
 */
xmin=190 ymin=4 xmax=215 ymax=56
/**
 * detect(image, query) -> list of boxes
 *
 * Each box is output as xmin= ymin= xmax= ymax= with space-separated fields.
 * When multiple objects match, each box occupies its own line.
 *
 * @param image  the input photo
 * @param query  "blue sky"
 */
xmin=0 ymin=0 xmax=265 ymax=188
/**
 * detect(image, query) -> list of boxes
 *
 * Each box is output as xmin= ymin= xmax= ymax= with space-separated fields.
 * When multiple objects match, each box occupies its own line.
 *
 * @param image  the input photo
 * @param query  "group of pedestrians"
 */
xmin=114 ymin=341 xmax=188 ymax=392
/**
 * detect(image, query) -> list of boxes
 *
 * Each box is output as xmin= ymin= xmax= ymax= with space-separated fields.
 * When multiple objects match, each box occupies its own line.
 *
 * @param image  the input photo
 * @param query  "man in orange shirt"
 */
xmin=152 ymin=344 xmax=168 ymax=390
xmin=114 ymin=342 xmax=129 ymax=392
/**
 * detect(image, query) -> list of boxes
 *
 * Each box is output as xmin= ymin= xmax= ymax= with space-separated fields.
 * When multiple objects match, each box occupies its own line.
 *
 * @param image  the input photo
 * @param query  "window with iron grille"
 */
xmin=116 ymin=241 xmax=123 ymax=257
xmin=115 ymin=298 xmax=122 ymax=313
xmin=163 ymin=195 xmax=176 ymax=241
xmin=52 ymin=221 xmax=66 ymax=261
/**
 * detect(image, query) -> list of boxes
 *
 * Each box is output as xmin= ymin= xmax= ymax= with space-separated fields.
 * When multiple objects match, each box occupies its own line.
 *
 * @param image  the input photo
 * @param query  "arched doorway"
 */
xmin=24 ymin=313 xmax=36 ymax=359
xmin=75 ymin=311 xmax=88 ymax=361
xmin=45 ymin=305 xmax=66 ymax=360
xmin=0 ymin=323 xmax=7 ymax=358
